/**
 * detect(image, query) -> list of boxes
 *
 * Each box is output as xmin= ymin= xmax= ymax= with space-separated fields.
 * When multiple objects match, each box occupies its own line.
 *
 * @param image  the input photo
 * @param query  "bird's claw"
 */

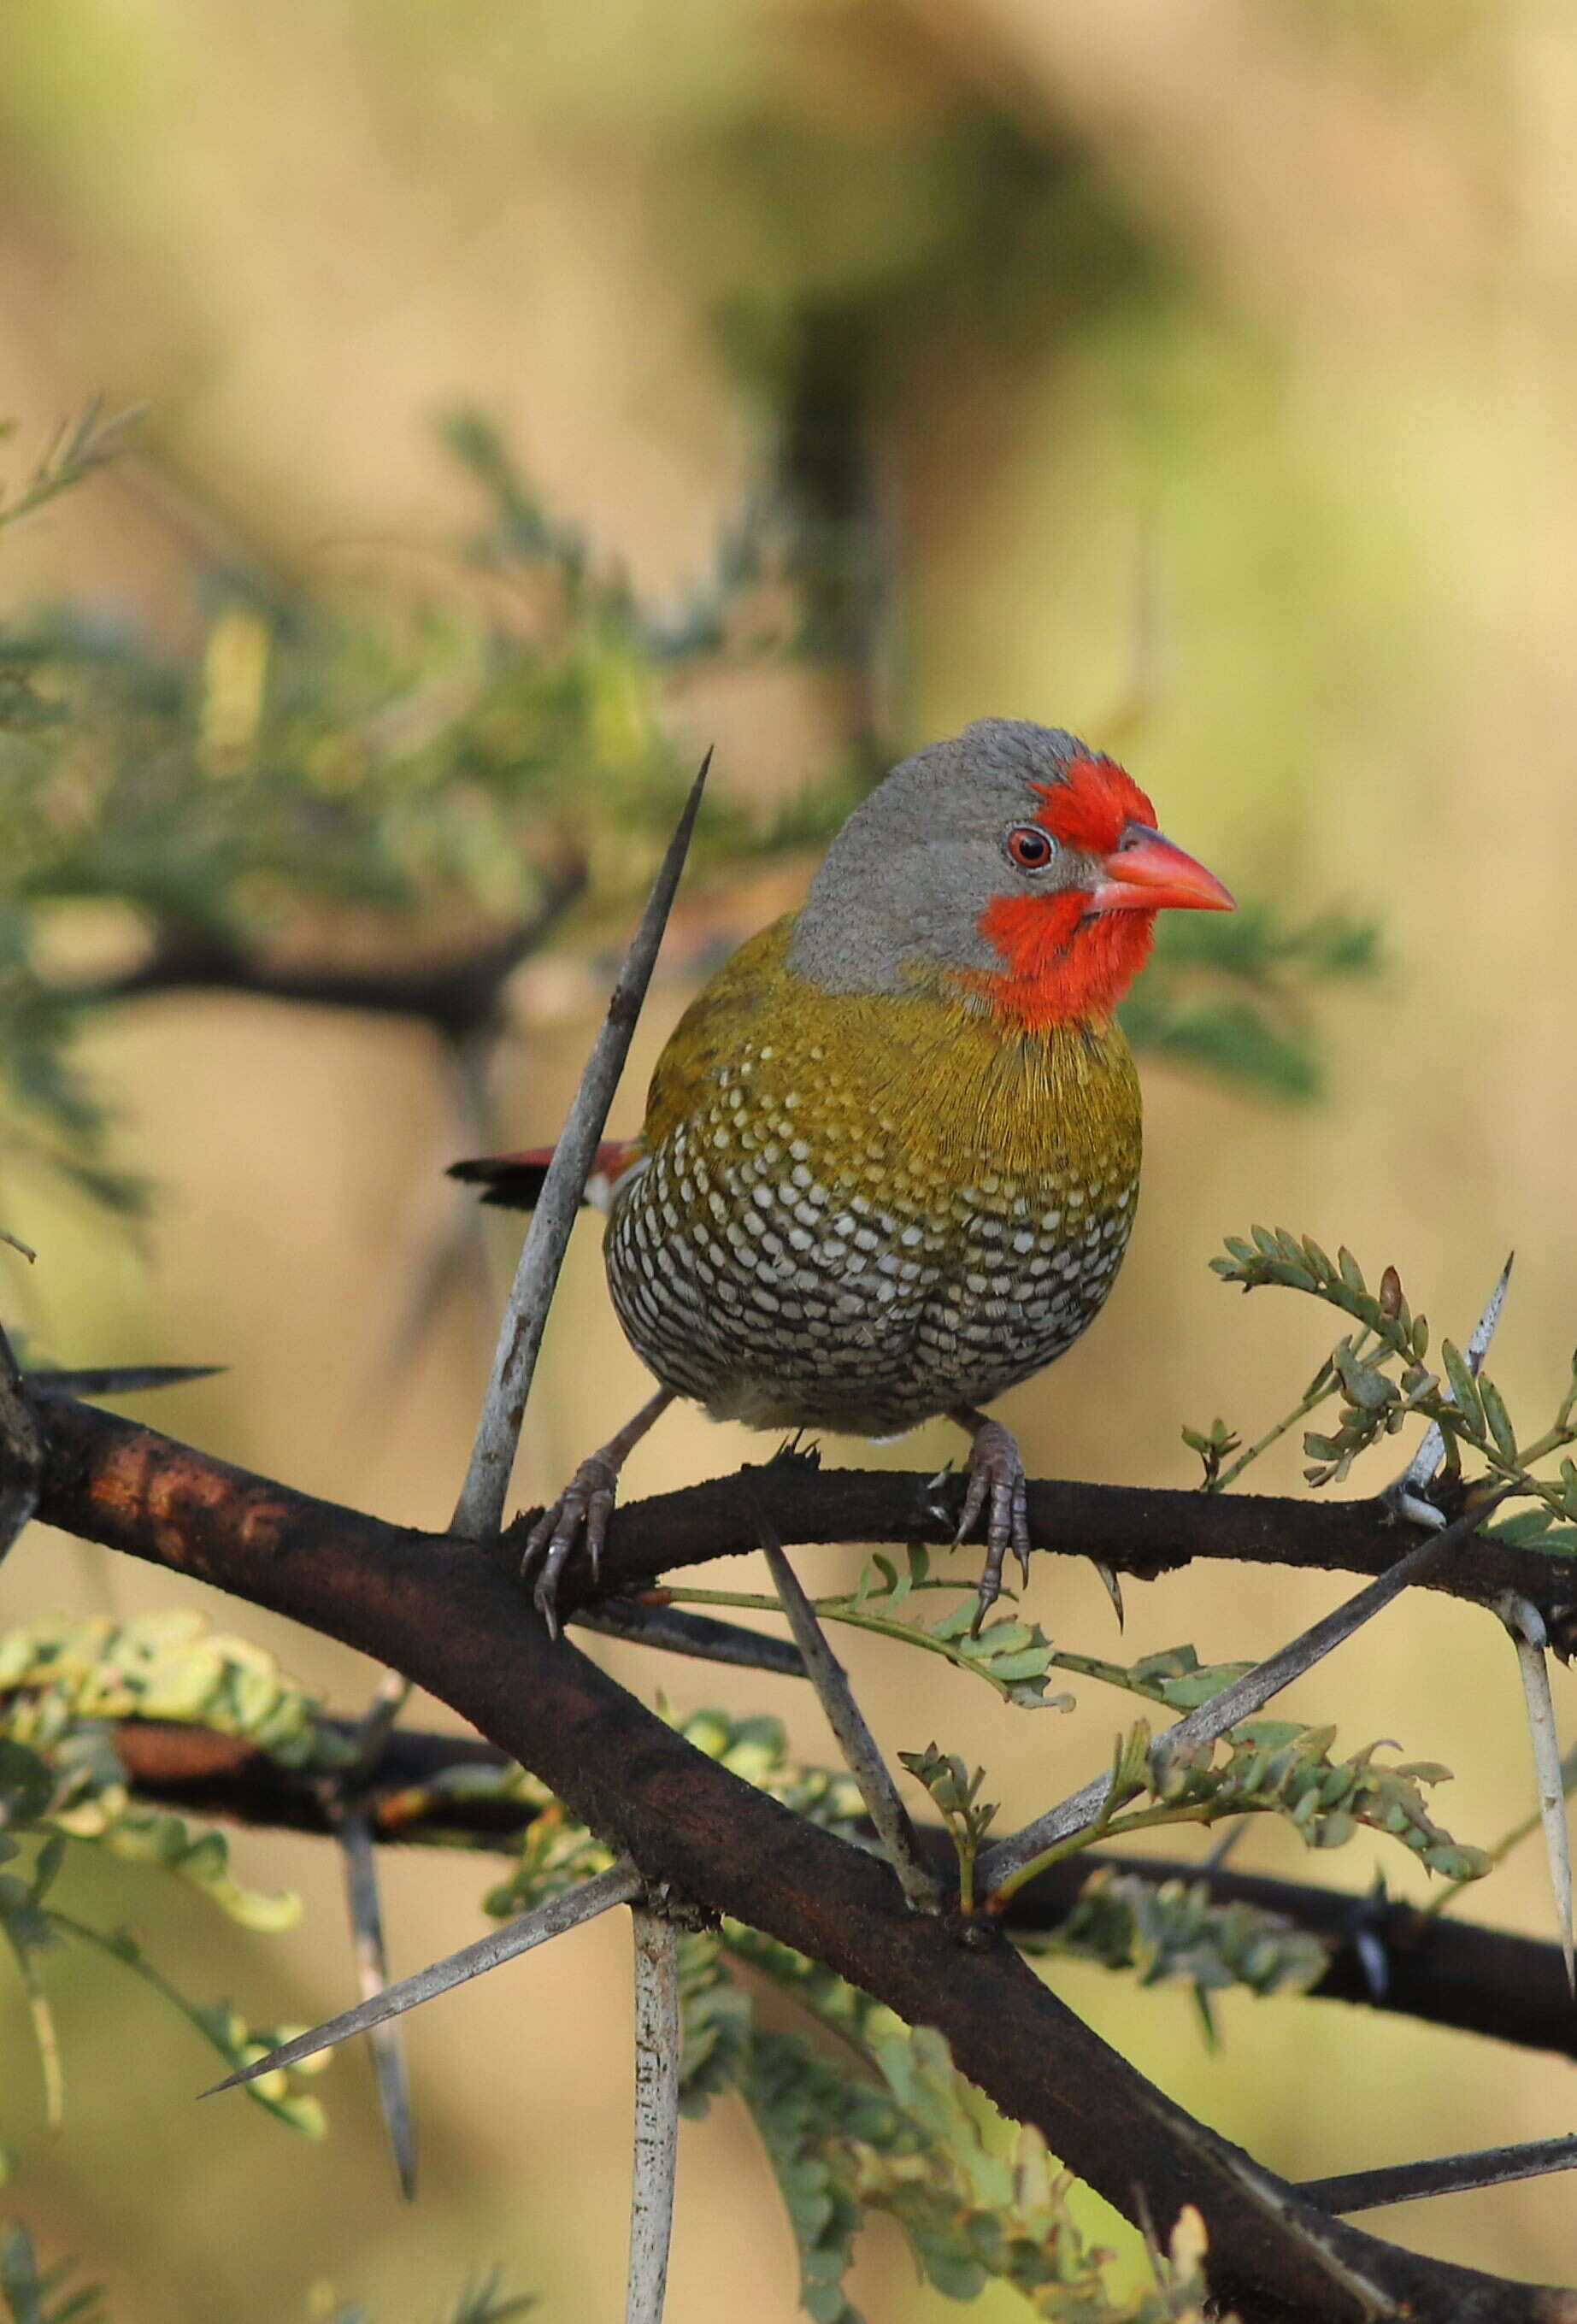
xmin=521 ymin=1453 xmax=621 ymax=1638
xmin=954 ymin=1420 xmax=1032 ymax=1636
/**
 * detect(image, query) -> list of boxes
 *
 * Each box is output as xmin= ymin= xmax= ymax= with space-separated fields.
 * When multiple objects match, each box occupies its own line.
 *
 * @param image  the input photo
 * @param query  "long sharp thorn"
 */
xmin=574 ymin=1598 xmax=807 ymax=1677
xmin=625 ymin=1905 xmax=681 ymax=2324
xmin=1092 ymin=1561 xmax=1124 ymax=1630
xmin=1500 ymin=1593 xmax=1574 ymax=1992
xmin=980 ymin=1488 xmax=1511 ymax=1896
xmin=337 ymin=1807 xmax=417 ymax=2199
xmin=201 ymin=1862 xmax=644 ymax=2094
xmin=756 ymin=1510 xmax=942 ymax=1913
xmin=0 ymin=1483 xmax=38 ymax=1569
xmin=350 ymin=1666 xmax=412 ymax=1780
xmin=1465 ymin=1252 xmax=1515 ymax=1372
xmin=0 ymin=1330 xmax=43 ymax=1568
xmin=453 ymin=751 xmax=710 ymax=1544
xmin=1300 ymin=2132 xmax=1577 ymax=2215
xmin=21 ymin=1363 xmax=225 ymax=1398
xmin=1386 ymin=1252 xmax=1514 ymax=1521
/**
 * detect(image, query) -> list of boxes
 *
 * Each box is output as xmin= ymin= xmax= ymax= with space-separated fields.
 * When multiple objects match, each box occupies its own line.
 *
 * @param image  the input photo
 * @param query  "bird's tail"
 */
xmin=448 ymin=1139 xmax=642 ymax=1214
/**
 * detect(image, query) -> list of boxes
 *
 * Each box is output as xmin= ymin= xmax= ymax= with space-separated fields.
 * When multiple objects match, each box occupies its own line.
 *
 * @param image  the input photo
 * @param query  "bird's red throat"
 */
xmin=971 ymin=754 xmax=1160 ymax=1029
xmin=973 ymin=891 xmax=1156 ymax=1028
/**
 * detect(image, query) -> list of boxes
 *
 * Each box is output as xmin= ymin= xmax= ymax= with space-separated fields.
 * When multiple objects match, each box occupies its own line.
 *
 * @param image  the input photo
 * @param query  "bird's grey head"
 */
xmin=788 ymin=719 xmax=1124 ymax=994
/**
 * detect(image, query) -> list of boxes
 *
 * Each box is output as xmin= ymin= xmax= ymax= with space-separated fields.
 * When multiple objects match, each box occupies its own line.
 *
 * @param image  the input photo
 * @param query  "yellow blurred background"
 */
xmin=2 ymin=2 xmax=1575 ymax=2315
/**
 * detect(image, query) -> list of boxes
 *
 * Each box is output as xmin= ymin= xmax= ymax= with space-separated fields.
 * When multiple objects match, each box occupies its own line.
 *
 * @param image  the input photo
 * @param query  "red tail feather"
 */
xmin=448 ymin=1140 xmax=641 ymax=1213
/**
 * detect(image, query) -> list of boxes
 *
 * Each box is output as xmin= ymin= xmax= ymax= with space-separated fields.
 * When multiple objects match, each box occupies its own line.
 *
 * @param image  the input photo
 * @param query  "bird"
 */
xmin=452 ymin=719 xmax=1233 ymax=1632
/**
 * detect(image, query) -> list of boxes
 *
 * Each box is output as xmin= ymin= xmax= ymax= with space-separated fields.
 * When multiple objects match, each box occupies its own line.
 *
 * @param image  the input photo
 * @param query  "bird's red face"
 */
xmin=973 ymin=754 xmax=1233 ymax=1029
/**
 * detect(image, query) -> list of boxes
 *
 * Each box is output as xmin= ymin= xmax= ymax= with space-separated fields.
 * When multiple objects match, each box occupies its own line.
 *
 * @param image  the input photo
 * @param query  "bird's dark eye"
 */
xmin=1005 ymin=825 xmax=1056 ymax=870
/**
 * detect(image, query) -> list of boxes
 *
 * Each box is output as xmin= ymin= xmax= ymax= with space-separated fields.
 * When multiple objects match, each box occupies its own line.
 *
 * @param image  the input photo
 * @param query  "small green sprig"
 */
xmin=1027 ymin=1865 xmax=1327 ymax=2045
xmin=1209 ymin=1230 xmax=1577 ymax=1520
xmin=897 ymin=1745 xmax=997 ymax=1912
xmin=0 ymin=404 xmax=140 ymax=540
xmin=665 ymin=1544 xmax=1074 ymax=1709
xmin=0 ymin=1711 xmax=321 ymax=2139
xmin=1051 ymin=1643 xmax=1255 ymax=1714
xmin=0 ymin=2220 xmax=105 ymax=2324
xmin=668 ymin=1560 xmax=1258 ymax=1721
xmin=995 ymin=1717 xmax=1489 ymax=1903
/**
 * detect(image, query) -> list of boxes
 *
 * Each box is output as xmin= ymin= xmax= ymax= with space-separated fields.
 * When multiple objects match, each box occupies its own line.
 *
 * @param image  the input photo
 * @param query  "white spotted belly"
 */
xmin=604 ymin=1120 xmax=1137 ymax=1438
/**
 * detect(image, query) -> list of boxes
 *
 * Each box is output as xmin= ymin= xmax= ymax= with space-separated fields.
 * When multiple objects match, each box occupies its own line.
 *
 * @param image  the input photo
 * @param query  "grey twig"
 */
xmin=203 ymin=1862 xmax=644 ymax=2093
xmin=1498 ymin=1591 xmax=1574 ymax=1992
xmin=574 ymin=1597 xmax=807 ymax=1677
xmin=1300 ymin=2133 xmax=1577 ymax=2216
xmin=756 ymin=1513 xmax=943 ymax=1913
xmin=347 ymin=1665 xmax=414 ymax=1782
xmin=1383 ymin=1253 xmax=1512 ymax=1528
xmin=625 ymin=1905 xmax=682 ymax=2324
xmin=336 ymin=1804 xmax=418 ymax=2198
xmin=451 ymin=753 xmax=710 ymax=1543
xmin=979 ymin=1490 xmax=1509 ymax=1897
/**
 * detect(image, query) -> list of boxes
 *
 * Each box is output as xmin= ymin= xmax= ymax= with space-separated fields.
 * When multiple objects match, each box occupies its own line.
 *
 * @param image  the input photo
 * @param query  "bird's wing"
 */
xmin=640 ymin=914 xmax=797 ymax=1147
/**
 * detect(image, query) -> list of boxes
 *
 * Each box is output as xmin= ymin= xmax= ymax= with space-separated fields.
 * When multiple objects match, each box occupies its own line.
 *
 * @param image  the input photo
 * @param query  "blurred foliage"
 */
xmin=0 ymin=1608 xmax=338 ymax=1768
xmin=0 ymin=412 xmax=1374 ymax=1221
xmin=0 ymin=1614 xmax=338 ymax=2143
xmin=318 ymin=2273 xmax=534 ymax=2324
xmin=1121 ymin=909 xmax=1380 ymax=1101
xmin=0 ymin=2222 xmax=533 ymax=2324
xmin=0 ymin=408 xmax=138 ymax=547
xmin=1027 ymin=1865 xmax=1327 ymax=2042
xmin=0 ymin=2220 xmax=104 ymax=2324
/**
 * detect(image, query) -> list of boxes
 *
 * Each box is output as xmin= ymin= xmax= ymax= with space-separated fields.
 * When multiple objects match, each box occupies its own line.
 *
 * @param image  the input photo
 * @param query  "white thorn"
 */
xmin=1499 ymin=1592 xmax=1573 ymax=1992
xmin=1384 ymin=1253 xmax=1514 ymax=1516
xmin=625 ymin=1906 xmax=682 ymax=2324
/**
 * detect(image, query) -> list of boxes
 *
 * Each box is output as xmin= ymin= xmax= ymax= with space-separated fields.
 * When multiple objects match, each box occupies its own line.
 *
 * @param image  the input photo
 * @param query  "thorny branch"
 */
xmin=93 ymin=1714 xmax=1577 ymax=2064
xmin=72 ymin=881 xmax=587 ymax=1038
xmin=15 ymin=1389 xmax=1577 ymax=2324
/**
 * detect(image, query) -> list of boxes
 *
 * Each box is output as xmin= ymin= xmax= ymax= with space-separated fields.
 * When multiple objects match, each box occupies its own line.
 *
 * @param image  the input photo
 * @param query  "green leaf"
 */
xmin=1478 ymin=1374 xmax=1518 ymax=1465
xmin=1440 ymin=1339 xmax=1486 ymax=1433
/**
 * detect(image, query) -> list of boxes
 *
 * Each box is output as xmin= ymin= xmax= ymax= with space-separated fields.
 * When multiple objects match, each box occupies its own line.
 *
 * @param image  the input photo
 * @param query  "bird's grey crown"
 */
xmin=787 ymin=719 xmax=1097 ymax=996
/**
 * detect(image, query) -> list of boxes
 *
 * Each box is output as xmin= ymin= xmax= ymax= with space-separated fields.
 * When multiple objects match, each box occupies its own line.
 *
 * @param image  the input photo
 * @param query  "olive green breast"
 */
xmin=606 ymin=915 xmax=1143 ymax=1434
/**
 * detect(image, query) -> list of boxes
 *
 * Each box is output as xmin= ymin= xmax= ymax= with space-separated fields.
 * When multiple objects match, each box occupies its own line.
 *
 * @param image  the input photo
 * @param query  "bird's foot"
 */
xmin=951 ymin=1415 xmax=1031 ymax=1636
xmin=521 ymin=1454 xmax=621 ymax=1638
xmin=768 ymin=1430 xmax=822 ymax=1471
xmin=518 ymin=1386 xmax=677 ymax=1639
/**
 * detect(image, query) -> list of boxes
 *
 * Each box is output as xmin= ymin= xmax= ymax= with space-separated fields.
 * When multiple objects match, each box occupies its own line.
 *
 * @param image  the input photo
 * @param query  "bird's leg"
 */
xmin=949 ymin=1404 xmax=1033 ymax=1635
xmin=522 ymin=1387 xmax=676 ymax=1636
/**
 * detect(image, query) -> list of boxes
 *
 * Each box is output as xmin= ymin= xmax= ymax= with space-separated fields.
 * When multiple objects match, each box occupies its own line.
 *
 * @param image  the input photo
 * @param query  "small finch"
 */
xmin=453 ymin=719 xmax=1233 ymax=1628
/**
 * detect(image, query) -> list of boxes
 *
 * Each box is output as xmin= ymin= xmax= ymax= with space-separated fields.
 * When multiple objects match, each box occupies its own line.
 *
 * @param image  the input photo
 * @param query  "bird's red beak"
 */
xmin=1089 ymin=825 xmax=1234 ymax=915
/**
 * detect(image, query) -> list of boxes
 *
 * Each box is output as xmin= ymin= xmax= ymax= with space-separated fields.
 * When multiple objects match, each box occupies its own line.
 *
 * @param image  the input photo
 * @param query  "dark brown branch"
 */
xmin=104 ymin=1716 xmax=1577 ymax=2065
xmin=65 ymin=864 xmax=585 ymax=1038
xmin=26 ymin=1395 xmax=1577 ymax=2323
xmin=522 ymin=1458 xmax=1577 ymax=1649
